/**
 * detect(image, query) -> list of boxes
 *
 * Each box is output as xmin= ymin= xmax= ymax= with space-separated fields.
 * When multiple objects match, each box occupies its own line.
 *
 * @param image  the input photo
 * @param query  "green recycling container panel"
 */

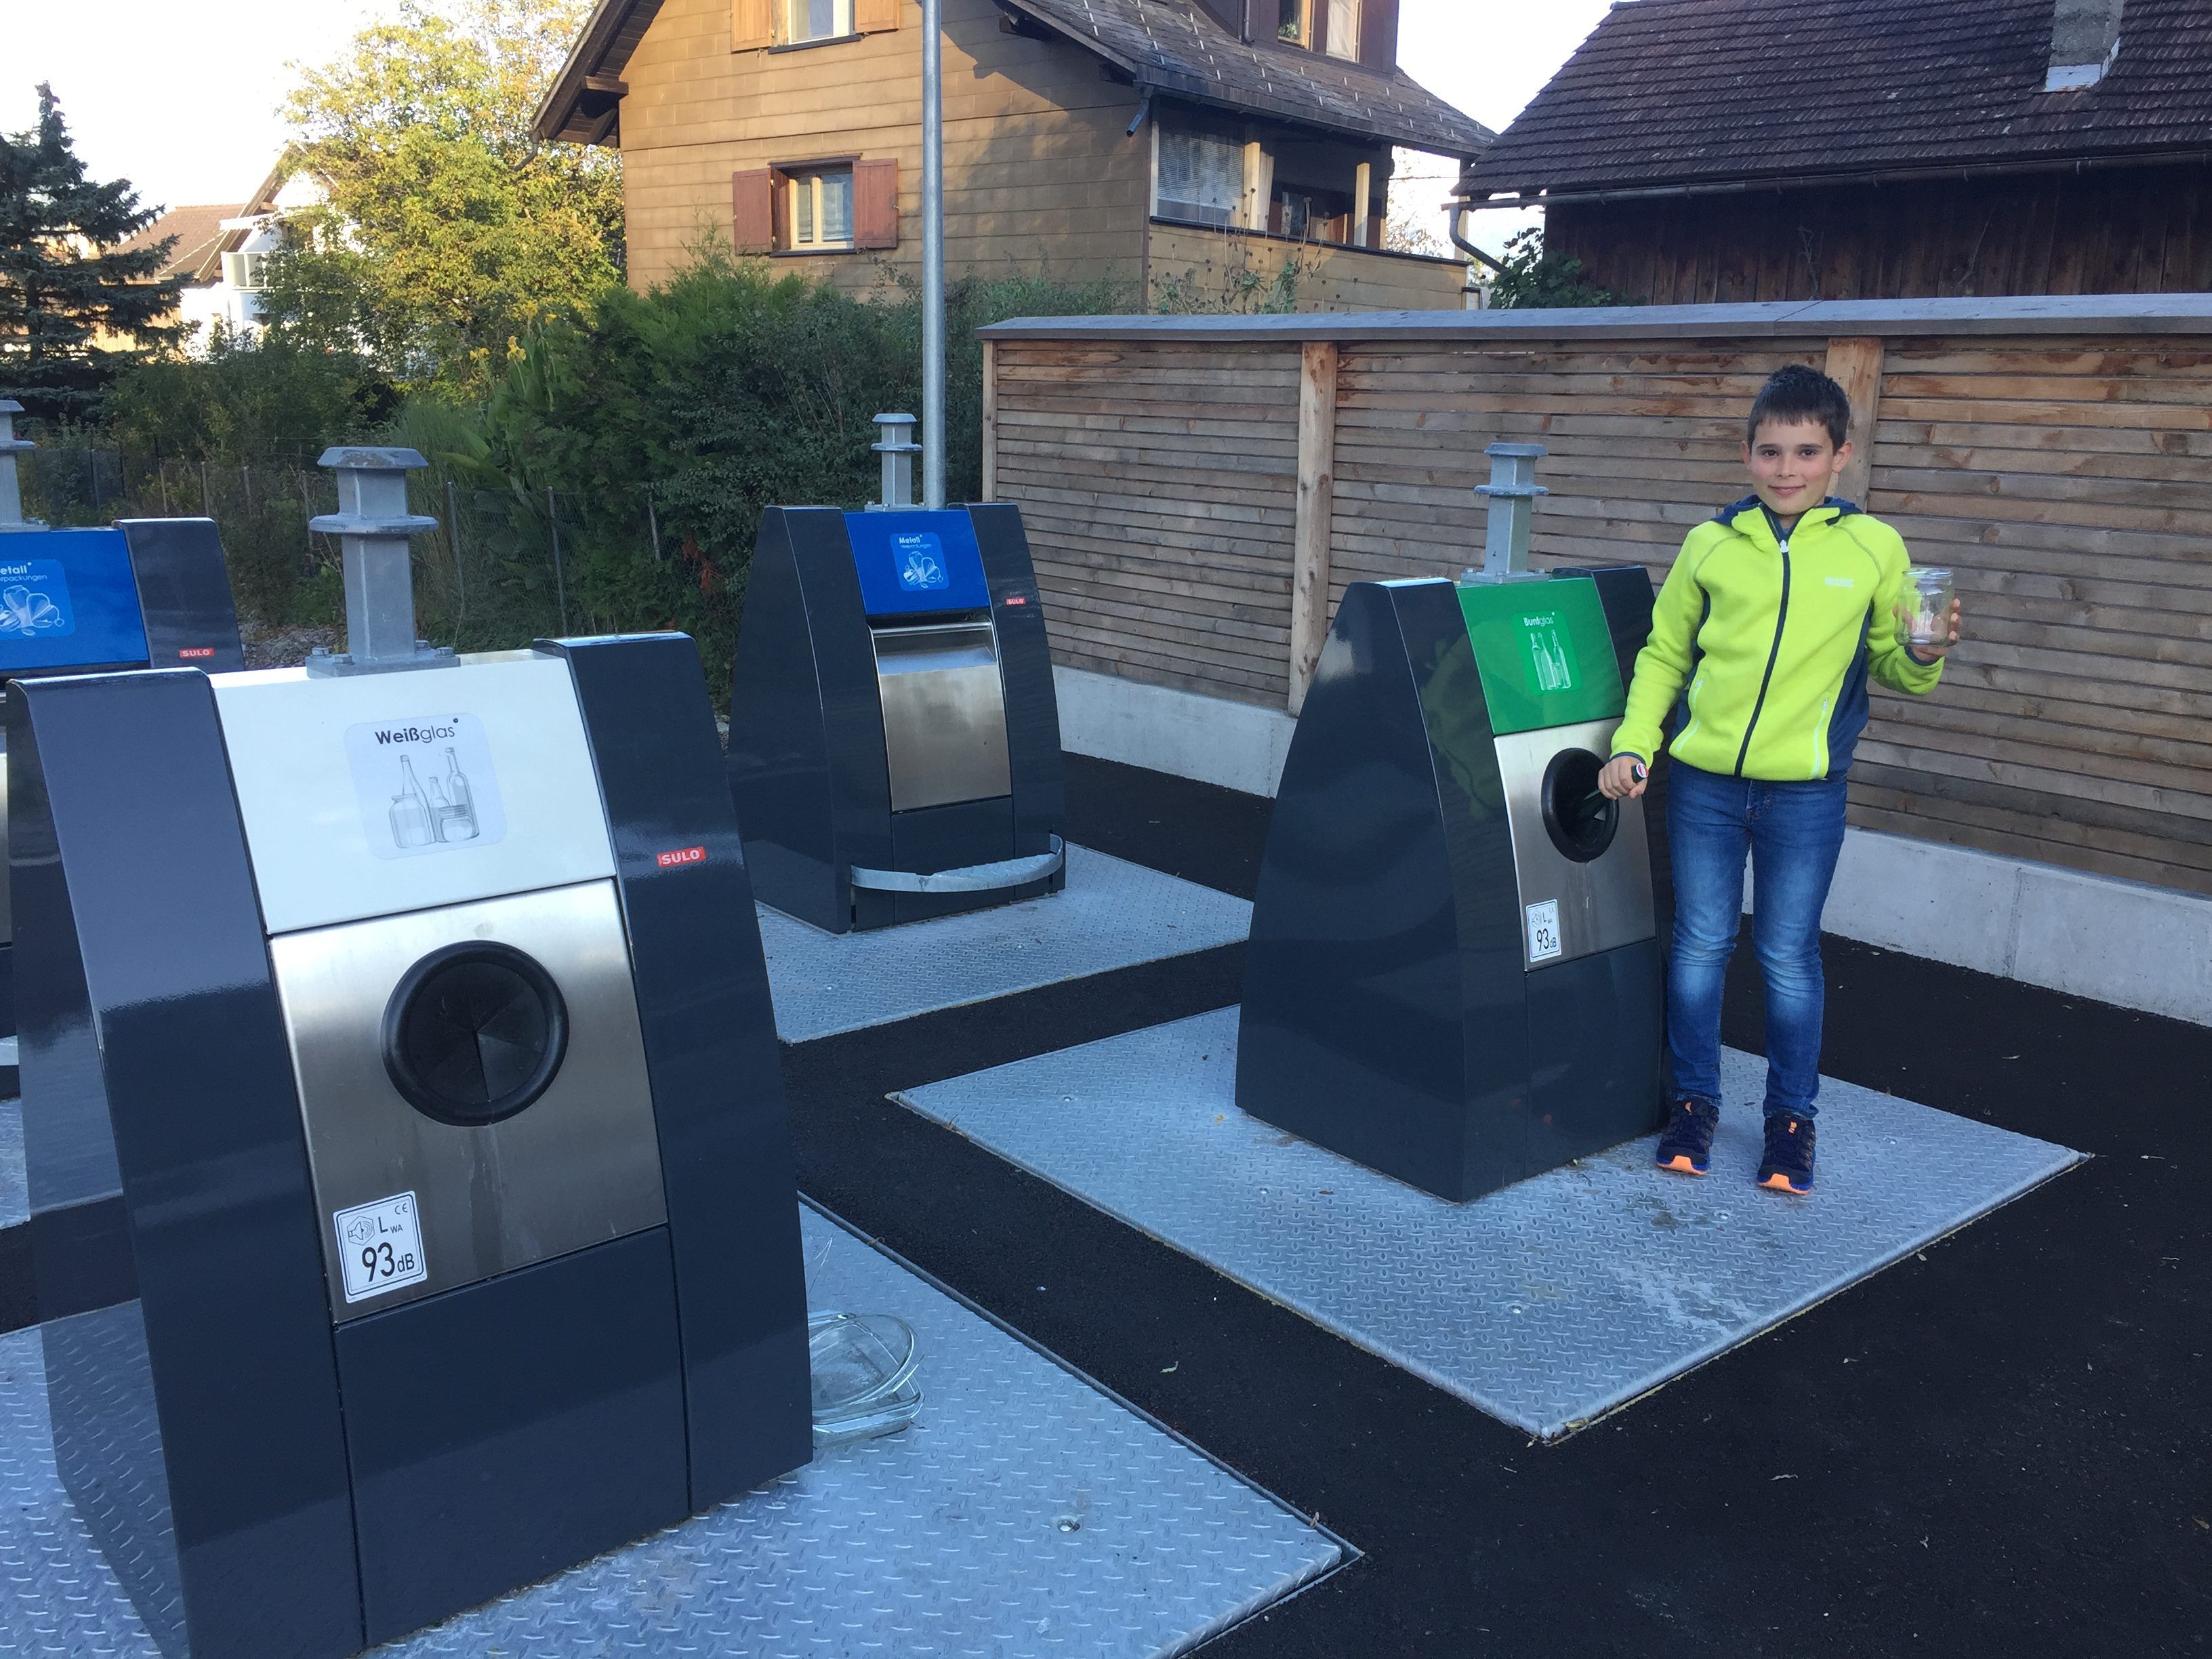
xmin=1456 ymin=577 xmax=1624 ymax=736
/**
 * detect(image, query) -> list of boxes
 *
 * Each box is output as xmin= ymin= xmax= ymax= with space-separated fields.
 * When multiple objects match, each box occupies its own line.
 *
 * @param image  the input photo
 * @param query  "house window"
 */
xmin=786 ymin=166 xmax=854 ymax=248
xmin=1277 ymin=0 xmax=1309 ymax=45
xmin=222 ymin=250 xmax=270 ymax=291
xmin=1157 ymin=128 xmax=1244 ymax=228
xmin=1277 ymin=186 xmax=1353 ymax=244
xmin=1326 ymin=0 xmax=1360 ymax=60
xmin=781 ymin=0 xmax=852 ymax=43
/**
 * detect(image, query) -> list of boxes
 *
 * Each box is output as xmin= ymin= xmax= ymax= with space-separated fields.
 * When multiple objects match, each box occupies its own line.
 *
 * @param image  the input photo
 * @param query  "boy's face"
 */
xmin=1743 ymin=417 xmax=1853 ymax=521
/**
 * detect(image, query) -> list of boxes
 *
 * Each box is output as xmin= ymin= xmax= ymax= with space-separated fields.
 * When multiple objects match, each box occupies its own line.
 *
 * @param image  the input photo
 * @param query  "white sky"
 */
xmin=5 ymin=0 xmax=1609 ymax=254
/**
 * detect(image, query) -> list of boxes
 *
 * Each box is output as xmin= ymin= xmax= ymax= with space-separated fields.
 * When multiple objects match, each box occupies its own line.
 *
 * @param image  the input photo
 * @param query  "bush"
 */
xmin=1488 ymin=227 xmax=1637 ymax=310
xmin=100 ymin=327 xmax=397 ymax=465
xmin=403 ymin=251 xmax=1126 ymax=692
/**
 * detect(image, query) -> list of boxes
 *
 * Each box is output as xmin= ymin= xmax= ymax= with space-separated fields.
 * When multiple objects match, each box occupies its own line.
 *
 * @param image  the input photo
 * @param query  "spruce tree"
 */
xmin=0 ymin=83 xmax=184 ymax=417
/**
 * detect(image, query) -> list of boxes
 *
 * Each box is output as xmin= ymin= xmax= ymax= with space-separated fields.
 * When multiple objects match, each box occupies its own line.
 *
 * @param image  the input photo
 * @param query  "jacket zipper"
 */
xmin=1734 ymin=530 xmax=1793 ymax=777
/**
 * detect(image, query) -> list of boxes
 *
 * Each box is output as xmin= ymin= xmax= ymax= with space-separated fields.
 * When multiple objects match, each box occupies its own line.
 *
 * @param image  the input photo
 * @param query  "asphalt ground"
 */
xmin=794 ymin=756 xmax=2210 ymax=1659
xmin=2 ymin=753 xmax=2204 ymax=1656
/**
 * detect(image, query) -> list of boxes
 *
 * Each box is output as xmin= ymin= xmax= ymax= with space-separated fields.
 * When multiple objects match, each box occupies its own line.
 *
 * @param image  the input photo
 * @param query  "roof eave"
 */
xmin=996 ymin=0 xmax=1488 ymax=159
xmin=536 ymin=0 xmax=657 ymax=143
xmin=1454 ymin=141 xmax=2212 ymax=206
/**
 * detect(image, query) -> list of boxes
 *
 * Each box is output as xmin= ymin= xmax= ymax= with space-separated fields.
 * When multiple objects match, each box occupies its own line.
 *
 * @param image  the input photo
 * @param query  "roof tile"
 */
xmin=1460 ymin=0 xmax=2212 ymax=197
xmin=1004 ymin=0 xmax=1491 ymax=155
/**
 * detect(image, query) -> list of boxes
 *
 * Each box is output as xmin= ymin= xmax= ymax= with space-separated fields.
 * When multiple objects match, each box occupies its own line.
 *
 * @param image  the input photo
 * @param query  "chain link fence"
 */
xmin=16 ymin=446 xmax=683 ymax=666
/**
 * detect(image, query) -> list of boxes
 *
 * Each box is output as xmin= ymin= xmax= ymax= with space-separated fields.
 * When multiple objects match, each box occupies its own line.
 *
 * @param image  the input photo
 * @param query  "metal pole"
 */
xmin=445 ymin=477 xmax=466 ymax=636
xmin=1473 ymin=442 xmax=1549 ymax=579
xmin=306 ymin=445 xmax=447 ymax=674
xmin=546 ymin=485 xmax=570 ymax=634
xmin=921 ymin=0 xmax=946 ymax=510
xmin=0 ymin=401 xmax=43 ymax=531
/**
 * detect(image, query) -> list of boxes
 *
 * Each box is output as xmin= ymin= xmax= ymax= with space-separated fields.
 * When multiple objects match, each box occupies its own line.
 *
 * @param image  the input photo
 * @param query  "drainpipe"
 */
xmin=1448 ymin=202 xmax=1507 ymax=274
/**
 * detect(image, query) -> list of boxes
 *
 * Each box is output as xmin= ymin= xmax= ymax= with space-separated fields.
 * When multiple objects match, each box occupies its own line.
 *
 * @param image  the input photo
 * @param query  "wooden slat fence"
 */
xmin=981 ymin=297 xmax=2212 ymax=898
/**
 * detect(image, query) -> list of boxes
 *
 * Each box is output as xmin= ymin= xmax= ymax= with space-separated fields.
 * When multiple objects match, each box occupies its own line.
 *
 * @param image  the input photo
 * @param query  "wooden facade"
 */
xmin=981 ymin=297 xmax=2212 ymax=898
xmin=602 ymin=0 xmax=1469 ymax=304
xmin=617 ymin=0 xmax=1150 ymax=293
xmin=1545 ymin=164 xmax=2212 ymax=304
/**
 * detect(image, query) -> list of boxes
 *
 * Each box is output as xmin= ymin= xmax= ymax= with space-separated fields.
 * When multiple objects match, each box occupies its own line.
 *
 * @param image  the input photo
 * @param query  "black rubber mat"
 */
xmin=789 ymin=754 xmax=2211 ymax=1658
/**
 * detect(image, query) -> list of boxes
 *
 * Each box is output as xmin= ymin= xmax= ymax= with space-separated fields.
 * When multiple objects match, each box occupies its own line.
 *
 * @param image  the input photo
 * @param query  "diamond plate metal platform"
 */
xmin=896 ymin=1009 xmax=2087 ymax=1441
xmin=0 ymin=1202 xmax=1341 ymax=1658
xmin=760 ymin=844 xmax=1251 ymax=1042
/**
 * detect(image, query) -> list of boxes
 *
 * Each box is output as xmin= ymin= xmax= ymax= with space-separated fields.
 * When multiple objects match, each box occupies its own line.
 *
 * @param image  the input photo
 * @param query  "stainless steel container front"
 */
xmin=269 ymin=878 xmax=667 ymax=1322
xmin=1493 ymin=717 xmax=1656 ymax=971
xmin=869 ymin=618 xmax=1012 ymax=813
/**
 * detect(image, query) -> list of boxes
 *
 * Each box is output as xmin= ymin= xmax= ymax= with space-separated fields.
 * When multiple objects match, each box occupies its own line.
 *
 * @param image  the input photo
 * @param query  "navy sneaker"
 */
xmin=1655 ymin=1097 xmax=1721 ymax=1176
xmin=1757 ymin=1114 xmax=1817 ymax=1194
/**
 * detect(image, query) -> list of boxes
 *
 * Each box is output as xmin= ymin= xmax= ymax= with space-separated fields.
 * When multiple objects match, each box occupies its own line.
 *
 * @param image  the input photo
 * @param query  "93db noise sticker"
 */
xmin=1525 ymin=899 xmax=1563 ymax=964
xmin=335 ymin=1191 xmax=428 ymax=1303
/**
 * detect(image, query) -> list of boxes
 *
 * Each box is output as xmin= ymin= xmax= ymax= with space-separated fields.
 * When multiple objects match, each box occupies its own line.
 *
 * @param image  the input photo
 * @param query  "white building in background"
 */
xmin=112 ymin=159 xmax=326 ymax=353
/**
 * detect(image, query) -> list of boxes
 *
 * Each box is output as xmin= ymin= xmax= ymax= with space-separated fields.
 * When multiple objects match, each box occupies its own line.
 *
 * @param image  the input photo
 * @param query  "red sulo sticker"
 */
xmin=656 ymin=845 xmax=706 ymax=869
xmin=178 ymin=647 xmax=216 ymax=659
xmin=1003 ymin=594 xmax=1029 ymax=606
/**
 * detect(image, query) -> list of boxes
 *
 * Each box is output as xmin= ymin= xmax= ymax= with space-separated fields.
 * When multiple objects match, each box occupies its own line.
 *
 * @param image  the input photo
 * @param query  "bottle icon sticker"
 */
xmin=1517 ymin=613 xmax=1578 ymax=695
xmin=0 ymin=559 xmax=77 ymax=638
xmin=346 ymin=715 xmax=505 ymax=859
xmin=893 ymin=531 xmax=948 ymax=592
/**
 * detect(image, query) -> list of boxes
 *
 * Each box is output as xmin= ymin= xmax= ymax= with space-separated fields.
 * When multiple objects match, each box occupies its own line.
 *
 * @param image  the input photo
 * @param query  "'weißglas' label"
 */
xmin=335 ymin=1191 xmax=428 ymax=1303
xmin=344 ymin=712 xmax=506 ymax=859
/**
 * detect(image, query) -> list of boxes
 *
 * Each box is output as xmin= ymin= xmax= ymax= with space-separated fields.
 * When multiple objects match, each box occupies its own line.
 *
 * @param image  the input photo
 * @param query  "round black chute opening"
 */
xmin=382 ymin=941 xmax=569 ymax=1126
xmin=1540 ymin=747 xmax=1620 ymax=865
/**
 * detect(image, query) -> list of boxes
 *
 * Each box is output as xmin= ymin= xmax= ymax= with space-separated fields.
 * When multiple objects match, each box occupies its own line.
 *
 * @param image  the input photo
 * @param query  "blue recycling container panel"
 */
xmin=0 ymin=529 xmax=150 ymax=676
xmin=843 ymin=510 xmax=992 ymax=617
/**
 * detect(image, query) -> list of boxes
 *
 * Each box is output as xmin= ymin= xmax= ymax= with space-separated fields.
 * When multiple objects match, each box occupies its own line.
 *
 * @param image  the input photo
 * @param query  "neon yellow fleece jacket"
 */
xmin=1609 ymin=495 xmax=1944 ymax=782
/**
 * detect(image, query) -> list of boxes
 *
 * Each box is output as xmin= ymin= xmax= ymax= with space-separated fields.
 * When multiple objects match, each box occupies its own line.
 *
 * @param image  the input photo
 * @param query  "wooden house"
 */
xmin=1451 ymin=0 xmax=2212 ymax=302
xmin=535 ymin=0 xmax=1488 ymax=309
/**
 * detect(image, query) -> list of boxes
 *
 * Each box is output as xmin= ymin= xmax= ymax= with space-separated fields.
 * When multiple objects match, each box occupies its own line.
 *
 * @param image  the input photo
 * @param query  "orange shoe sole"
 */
xmin=1656 ymin=1155 xmax=1708 ymax=1176
xmin=1758 ymin=1171 xmax=1813 ymax=1194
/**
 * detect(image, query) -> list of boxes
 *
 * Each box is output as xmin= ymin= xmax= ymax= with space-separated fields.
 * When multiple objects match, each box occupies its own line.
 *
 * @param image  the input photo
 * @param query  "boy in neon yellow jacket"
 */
xmin=1597 ymin=365 xmax=1961 ymax=1195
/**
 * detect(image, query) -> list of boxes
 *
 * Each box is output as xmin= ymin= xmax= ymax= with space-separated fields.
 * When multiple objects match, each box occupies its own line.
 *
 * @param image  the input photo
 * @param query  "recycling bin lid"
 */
xmin=844 ymin=510 xmax=991 ymax=618
xmin=1456 ymin=575 xmax=1624 ymax=736
xmin=0 ymin=528 xmax=152 ymax=676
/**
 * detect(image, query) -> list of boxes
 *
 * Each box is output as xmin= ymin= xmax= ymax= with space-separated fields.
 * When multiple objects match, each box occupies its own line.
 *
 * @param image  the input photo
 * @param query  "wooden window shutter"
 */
xmin=856 ymin=0 xmax=901 ymax=31
xmin=1359 ymin=0 xmax=1400 ymax=66
xmin=732 ymin=0 xmax=772 ymax=50
xmin=733 ymin=169 xmax=776 ymax=251
xmin=853 ymin=158 xmax=899 ymax=249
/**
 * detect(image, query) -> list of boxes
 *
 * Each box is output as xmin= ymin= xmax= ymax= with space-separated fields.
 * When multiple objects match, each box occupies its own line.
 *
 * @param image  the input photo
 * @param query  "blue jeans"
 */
xmin=1664 ymin=762 xmax=1847 ymax=1120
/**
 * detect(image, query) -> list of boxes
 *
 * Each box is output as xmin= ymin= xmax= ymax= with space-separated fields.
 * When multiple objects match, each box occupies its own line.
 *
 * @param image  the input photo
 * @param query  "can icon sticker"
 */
xmin=344 ymin=714 xmax=508 ymax=859
xmin=893 ymin=531 xmax=949 ymax=592
xmin=0 ymin=558 xmax=76 ymax=639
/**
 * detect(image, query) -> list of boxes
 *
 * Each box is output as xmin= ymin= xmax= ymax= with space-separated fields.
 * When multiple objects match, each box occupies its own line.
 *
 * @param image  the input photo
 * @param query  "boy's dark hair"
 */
xmin=1746 ymin=364 xmax=1851 ymax=449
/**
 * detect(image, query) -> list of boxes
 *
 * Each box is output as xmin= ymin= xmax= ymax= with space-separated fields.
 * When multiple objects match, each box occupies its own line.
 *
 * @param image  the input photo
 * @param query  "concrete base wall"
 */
xmin=1053 ymin=665 xmax=2212 ymax=1027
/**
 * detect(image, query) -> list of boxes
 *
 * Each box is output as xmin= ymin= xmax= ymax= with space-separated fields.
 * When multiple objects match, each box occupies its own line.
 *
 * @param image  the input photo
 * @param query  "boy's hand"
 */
xmin=1599 ymin=756 xmax=1647 ymax=800
xmin=1908 ymin=598 xmax=1963 ymax=661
